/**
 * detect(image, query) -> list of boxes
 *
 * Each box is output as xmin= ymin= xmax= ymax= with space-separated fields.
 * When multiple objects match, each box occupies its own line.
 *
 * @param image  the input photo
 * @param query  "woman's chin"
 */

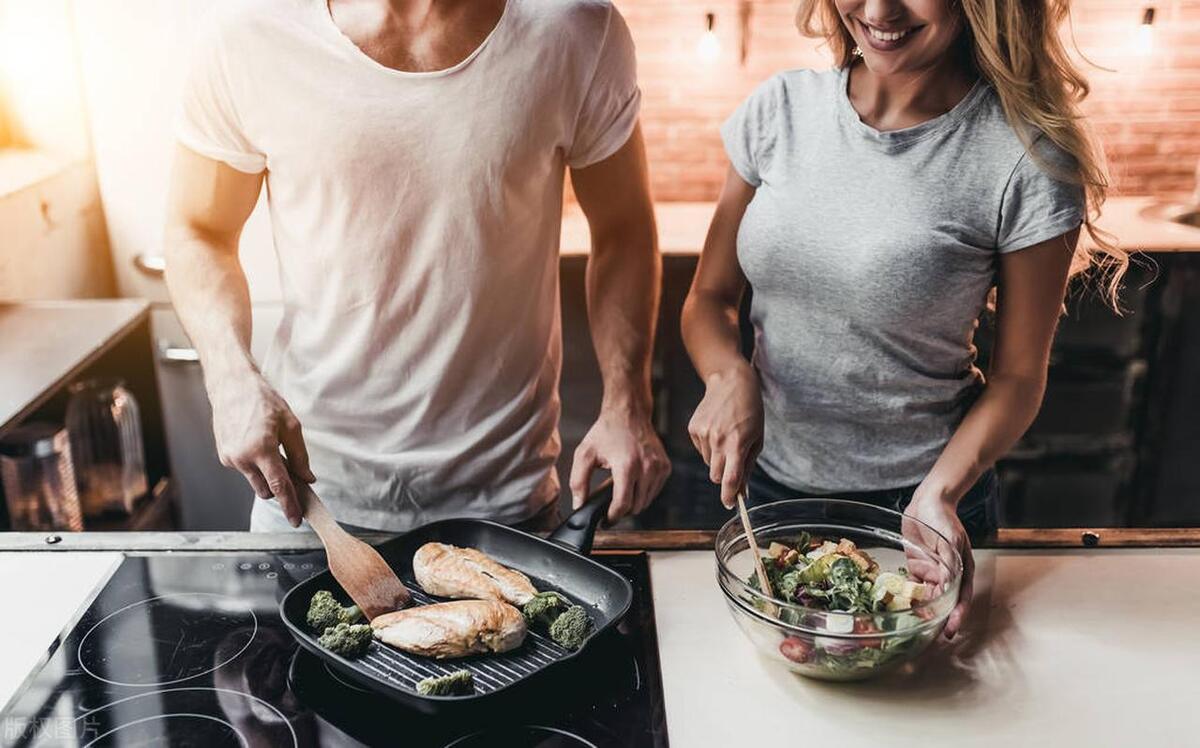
xmin=859 ymin=54 xmax=911 ymax=76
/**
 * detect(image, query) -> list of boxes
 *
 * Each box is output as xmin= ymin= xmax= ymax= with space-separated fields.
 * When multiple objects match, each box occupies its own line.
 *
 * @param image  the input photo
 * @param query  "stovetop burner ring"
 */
xmin=81 ymin=713 xmax=248 ymax=748
xmin=444 ymin=725 xmax=600 ymax=748
xmin=75 ymin=687 xmax=297 ymax=748
xmin=77 ymin=592 xmax=258 ymax=687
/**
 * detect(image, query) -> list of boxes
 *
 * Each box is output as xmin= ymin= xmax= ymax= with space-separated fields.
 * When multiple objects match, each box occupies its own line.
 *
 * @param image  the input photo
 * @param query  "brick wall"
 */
xmin=615 ymin=0 xmax=1200 ymax=201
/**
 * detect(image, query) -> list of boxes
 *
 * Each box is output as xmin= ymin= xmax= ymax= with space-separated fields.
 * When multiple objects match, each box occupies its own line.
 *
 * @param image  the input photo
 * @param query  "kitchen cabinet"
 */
xmin=989 ymin=254 xmax=1200 ymax=527
xmin=1137 ymin=258 xmax=1200 ymax=525
xmin=0 ymin=300 xmax=168 ymax=530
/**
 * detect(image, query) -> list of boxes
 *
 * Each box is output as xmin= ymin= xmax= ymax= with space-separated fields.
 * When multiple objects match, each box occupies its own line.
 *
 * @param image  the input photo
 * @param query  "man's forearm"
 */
xmin=164 ymin=226 xmax=258 ymax=387
xmin=585 ymin=226 xmax=660 ymax=416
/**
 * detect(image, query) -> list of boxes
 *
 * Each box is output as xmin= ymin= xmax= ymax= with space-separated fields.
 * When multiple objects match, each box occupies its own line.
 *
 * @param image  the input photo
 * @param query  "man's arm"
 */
xmin=567 ymin=124 xmax=670 ymax=521
xmin=164 ymin=145 xmax=312 ymax=526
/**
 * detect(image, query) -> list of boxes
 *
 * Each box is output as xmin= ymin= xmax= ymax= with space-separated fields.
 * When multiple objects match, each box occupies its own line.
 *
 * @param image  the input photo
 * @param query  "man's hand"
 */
xmin=903 ymin=489 xmax=973 ymax=639
xmin=569 ymin=126 xmax=666 ymax=523
xmin=570 ymin=409 xmax=670 ymax=523
xmin=209 ymin=372 xmax=314 ymax=527
xmin=688 ymin=362 xmax=763 ymax=509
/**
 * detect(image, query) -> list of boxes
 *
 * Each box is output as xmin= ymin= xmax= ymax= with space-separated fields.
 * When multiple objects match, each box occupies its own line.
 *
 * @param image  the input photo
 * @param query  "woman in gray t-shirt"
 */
xmin=681 ymin=0 xmax=1128 ymax=637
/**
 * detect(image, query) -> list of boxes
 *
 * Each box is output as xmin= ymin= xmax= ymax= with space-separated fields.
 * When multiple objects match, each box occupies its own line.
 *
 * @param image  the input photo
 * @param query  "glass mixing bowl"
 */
xmin=715 ymin=499 xmax=962 ymax=681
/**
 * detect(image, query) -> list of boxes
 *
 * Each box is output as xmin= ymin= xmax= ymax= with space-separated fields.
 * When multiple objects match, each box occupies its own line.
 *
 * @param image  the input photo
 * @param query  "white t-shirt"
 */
xmin=177 ymin=0 xmax=641 ymax=530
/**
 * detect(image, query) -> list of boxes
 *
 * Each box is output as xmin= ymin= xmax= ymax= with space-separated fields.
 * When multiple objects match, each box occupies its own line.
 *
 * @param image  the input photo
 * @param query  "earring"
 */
xmin=852 ymin=45 xmax=863 ymax=57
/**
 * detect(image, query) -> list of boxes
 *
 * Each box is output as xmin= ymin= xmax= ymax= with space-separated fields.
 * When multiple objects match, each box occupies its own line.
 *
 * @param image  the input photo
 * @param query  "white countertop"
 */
xmin=6 ymin=548 xmax=1200 ymax=746
xmin=1092 ymin=196 xmax=1200 ymax=253
xmin=560 ymin=196 xmax=1200 ymax=256
xmin=0 ymin=552 xmax=123 ymax=703
xmin=652 ymin=549 xmax=1200 ymax=747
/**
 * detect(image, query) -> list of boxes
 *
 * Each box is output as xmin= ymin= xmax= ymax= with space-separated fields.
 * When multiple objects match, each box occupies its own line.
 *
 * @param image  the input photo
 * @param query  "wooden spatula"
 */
xmin=736 ymin=488 xmax=778 ymax=615
xmin=293 ymin=475 xmax=411 ymax=620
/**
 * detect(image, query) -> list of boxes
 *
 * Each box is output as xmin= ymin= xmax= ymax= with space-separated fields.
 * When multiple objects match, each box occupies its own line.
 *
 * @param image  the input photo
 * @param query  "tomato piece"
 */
xmin=779 ymin=636 xmax=813 ymax=663
xmin=853 ymin=618 xmax=883 ymax=648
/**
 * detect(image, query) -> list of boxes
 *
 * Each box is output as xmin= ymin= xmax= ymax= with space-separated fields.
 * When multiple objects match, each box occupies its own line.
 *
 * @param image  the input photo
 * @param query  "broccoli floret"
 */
xmin=306 ymin=590 xmax=362 ymax=632
xmin=416 ymin=669 xmax=475 ymax=696
xmin=522 ymin=591 xmax=572 ymax=630
xmin=548 ymin=605 xmax=593 ymax=650
xmin=318 ymin=622 xmax=374 ymax=658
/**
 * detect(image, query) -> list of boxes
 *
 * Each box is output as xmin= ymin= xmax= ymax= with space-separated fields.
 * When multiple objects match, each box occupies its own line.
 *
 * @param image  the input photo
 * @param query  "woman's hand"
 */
xmin=688 ymin=362 xmax=763 ymax=508
xmin=903 ymin=488 xmax=973 ymax=639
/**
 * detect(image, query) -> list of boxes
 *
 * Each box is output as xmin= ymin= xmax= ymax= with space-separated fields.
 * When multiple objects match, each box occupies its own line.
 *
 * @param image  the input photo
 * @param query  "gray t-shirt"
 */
xmin=721 ymin=66 xmax=1084 ymax=493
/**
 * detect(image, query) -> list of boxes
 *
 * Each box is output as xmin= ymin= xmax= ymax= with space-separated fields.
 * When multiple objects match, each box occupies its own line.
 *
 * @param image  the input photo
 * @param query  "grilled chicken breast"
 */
xmin=371 ymin=600 xmax=527 ymax=658
xmin=413 ymin=543 xmax=538 ymax=606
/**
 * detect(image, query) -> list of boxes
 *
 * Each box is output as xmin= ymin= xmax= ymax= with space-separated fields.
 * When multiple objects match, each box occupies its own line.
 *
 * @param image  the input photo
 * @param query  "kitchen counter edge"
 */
xmin=3 ymin=527 xmax=1200 ymax=552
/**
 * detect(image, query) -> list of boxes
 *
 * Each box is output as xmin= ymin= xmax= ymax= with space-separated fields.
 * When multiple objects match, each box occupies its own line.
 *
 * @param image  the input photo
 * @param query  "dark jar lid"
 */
xmin=0 ymin=422 xmax=69 ymax=459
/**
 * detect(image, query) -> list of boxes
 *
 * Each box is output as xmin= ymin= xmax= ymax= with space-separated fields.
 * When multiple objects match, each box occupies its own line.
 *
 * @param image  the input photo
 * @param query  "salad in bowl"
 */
xmin=716 ymin=499 xmax=961 ymax=680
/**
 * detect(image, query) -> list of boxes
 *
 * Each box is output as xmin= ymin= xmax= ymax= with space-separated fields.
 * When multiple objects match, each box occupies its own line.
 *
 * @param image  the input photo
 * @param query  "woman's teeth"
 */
xmin=867 ymin=26 xmax=913 ymax=42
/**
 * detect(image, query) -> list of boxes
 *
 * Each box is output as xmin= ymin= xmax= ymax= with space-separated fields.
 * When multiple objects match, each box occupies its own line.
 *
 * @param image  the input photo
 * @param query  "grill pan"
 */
xmin=280 ymin=481 xmax=632 ymax=714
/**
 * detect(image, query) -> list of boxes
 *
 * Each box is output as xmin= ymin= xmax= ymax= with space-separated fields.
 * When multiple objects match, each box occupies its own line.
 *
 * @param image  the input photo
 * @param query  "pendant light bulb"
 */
xmin=1135 ymin=7 xmax=1156 ymax=56
xmin=697 ymin=12 xmax=721 ymax=63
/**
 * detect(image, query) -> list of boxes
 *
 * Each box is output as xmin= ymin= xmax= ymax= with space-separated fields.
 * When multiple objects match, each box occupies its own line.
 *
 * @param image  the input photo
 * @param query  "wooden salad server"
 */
xmin=736 ymin=488 xmax=776 ymax=601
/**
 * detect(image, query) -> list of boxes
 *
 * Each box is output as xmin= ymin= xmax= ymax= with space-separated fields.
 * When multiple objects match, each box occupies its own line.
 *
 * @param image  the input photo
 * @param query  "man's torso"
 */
xmin=182 ymin=0 xmax=630 ymax=529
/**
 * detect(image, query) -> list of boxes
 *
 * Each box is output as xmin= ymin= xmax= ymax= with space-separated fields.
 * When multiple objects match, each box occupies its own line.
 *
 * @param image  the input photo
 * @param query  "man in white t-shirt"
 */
xmin=164 ymin=0 xmax=670 ymax=531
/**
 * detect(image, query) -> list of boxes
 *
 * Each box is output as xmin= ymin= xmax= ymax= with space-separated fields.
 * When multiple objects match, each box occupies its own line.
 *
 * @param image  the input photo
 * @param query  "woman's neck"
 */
xmin=847 ymin=52 xmax=977 ymax=132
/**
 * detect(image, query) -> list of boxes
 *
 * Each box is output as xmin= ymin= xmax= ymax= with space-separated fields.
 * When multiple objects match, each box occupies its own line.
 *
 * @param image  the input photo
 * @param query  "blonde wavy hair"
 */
xmin=795 ymin=0 xmax=1129 ymax=308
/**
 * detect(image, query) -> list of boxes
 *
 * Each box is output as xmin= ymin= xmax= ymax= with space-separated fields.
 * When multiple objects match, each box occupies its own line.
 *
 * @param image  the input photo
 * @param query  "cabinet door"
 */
xmin=151 ymin=305 xmax=283 ymax=530
xmin=1139 ymin=258 xmax=1200 ymax=525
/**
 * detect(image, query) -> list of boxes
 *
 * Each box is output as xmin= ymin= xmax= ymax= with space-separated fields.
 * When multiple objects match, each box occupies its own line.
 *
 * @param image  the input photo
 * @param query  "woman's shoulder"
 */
xmin=966 ymin=85 xmax=1070 ymax=168
xmin=756 ymin=66 xmax=841 ymax=95
xmin=965 ymin=87 xmax=1085 ymax=248
xmin=980 ymin=90 xmax=1083 ymax=200
xmin=738 ymin=67 xmax=841 ymax=114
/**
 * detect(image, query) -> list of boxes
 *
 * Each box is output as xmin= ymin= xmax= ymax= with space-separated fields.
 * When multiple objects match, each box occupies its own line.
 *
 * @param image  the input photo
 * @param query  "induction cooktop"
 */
xmin=1 ymin=551 xmax=667 ymax=747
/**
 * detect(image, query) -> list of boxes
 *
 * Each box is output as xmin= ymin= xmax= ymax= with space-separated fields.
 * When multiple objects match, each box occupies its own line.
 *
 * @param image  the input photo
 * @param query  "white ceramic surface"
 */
xmin=652 ymin=548 xmax=1200 ymax=747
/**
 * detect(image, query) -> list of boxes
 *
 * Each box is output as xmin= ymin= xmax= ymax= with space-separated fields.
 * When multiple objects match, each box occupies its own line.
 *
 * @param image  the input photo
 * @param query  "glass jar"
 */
xmin=0 ymin=422 xmax=84 ymax=531
xmin=65 ymin=378 xmax=148 ymax=516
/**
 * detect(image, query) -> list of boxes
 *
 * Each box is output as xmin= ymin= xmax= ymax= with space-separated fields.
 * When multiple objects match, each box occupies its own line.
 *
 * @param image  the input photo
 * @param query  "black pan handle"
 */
xmin=547 ymin=478 xmax=614 ymax=554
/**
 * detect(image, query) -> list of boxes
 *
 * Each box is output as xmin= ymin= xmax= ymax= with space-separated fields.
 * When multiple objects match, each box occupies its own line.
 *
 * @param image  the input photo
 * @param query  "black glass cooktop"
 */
xmin=1 ymin=552 xmax=667 ymax=747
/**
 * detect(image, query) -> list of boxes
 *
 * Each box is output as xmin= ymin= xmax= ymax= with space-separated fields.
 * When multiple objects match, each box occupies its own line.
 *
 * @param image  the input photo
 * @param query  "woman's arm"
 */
xmin=681 ymin=165 xmax=761 ymax=507
xmin=906 ymin=227 xmax=1079 ymax=637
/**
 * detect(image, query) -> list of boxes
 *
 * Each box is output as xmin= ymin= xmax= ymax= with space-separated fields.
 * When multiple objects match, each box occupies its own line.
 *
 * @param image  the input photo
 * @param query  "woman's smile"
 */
xmin=856 ymin=17 xmax=924 ymax=51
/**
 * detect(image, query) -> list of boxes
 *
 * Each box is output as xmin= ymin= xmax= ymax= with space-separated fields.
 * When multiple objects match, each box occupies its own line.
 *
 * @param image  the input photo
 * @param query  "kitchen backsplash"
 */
xmin=617 ymin=0 xmax=1200 ymax=202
